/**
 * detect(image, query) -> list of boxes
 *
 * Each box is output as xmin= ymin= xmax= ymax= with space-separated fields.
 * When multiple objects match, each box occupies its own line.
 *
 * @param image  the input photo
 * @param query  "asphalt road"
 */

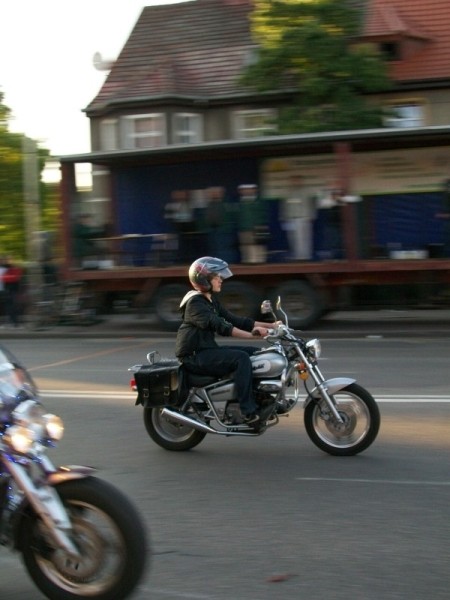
xmin=0 ymin=336 xmax=449 ymax=600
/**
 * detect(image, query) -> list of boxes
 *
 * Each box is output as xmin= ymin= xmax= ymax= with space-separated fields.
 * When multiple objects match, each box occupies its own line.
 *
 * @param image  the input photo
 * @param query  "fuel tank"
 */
xmin=250 ymin=349 xmax=288 ymax=378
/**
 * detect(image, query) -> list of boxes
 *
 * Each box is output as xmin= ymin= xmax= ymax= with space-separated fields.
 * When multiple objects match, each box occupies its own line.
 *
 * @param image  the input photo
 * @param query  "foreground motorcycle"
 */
xmin=0 ymin=345 xmax=148 ymax=600
xmin=130 ymin=298 xmax=380 ymax=456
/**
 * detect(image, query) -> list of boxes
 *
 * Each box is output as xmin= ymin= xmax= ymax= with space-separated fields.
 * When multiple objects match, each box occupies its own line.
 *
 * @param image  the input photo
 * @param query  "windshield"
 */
xmin=0 ymin=345 xmax=38 ymax=422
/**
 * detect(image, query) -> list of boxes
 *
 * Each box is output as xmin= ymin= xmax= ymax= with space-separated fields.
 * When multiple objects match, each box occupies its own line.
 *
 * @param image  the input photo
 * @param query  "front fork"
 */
xmin=301 ymin=354 xmax=354 ymax=424
xmin=3 ymin=454 xmax=95 ymax=557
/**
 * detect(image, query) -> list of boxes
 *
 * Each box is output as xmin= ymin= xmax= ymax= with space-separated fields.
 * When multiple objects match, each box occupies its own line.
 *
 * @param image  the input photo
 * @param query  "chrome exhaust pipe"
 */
xmin=161 ymin=408 xmax=217 ymax=434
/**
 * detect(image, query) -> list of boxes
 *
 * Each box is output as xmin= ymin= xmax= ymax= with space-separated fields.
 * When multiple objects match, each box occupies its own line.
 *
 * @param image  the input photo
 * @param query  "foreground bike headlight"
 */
xmin=306 ymin=338 xmax=321 ymax=359
xmin=4 ymin=424 xmax=36 ymax=454
xmin=43 ymin=413 xmax=64 ymax=441
xmin=6 ymin=399 xmax=64 ymax=453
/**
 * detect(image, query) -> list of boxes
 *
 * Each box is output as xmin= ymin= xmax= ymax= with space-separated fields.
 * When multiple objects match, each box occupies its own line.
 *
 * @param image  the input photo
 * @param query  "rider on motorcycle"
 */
xmin=175 ymin=256 xmax=278 ymax=429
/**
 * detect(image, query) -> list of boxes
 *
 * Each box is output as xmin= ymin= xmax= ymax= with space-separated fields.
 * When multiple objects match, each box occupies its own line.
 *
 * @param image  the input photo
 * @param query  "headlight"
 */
xmin=4 ymin=399 xmax=64 ymax=454
xmin=43 ymin=413 xmax=64 ymax=441
xmin=306 ymin=338 xmax=321 ymax=359
xmin=4 ymin=424 xmax=36 ymax=454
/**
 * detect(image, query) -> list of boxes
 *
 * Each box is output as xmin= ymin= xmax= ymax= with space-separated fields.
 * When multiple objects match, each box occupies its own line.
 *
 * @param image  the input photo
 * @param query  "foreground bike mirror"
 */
xmin=260 ymin=300 xmax=272 ymax=314
xmin=261 ymin=299 xmax=278 ymax=322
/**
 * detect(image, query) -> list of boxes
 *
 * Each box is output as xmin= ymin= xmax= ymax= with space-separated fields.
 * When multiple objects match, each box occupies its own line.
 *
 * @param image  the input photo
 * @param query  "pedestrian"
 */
xmin=72 ymin=214 xmax=103 ymax=267
xmin=175 ymin=256 xmax=279 ymax=429
xmin=164 ymin=190 xmax=196 ymax=263
xmin=205 ymin=186 xmax=237 ymax=262
xmin=2 ymin=257 xmax=24 ymax=328
xmin=237 ymin=184 xmax=268 ymax=264
xmin=280 ymin=173 xmax=317 ymax=260
xmin=435 ymin=178 xmax=450 ymax=257
xmin=0 ymin=256 xmax=7 ymax=325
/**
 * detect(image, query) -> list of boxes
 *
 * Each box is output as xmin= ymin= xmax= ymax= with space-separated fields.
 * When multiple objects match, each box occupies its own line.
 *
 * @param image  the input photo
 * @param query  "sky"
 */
xmin=0 ymin=0 xmax=191 ymax=158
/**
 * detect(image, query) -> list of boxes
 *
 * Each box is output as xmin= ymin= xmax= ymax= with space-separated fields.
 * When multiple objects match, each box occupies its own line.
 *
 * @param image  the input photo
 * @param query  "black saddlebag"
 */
xmin=134 ymin=360 xmax=181 ymax=407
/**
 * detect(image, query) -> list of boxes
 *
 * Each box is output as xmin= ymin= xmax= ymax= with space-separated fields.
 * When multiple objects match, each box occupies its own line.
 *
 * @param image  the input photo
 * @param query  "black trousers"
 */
xmin=183 ymin=345 xmax=260 ymax=415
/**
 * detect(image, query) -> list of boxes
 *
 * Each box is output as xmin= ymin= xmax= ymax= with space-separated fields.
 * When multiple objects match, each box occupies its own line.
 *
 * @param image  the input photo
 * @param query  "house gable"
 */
xmin=86 ymin=0 xmax=256 ymax=116
xmin=360 ymin=0 xmax=450 ymax=82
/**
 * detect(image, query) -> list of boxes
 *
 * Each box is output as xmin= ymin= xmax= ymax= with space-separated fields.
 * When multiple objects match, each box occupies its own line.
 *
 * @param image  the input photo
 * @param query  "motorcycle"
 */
xmin=0 ymin=344 xmax=148 ymax=600
xmin=130 ymin=298 xmax=380 ymax=456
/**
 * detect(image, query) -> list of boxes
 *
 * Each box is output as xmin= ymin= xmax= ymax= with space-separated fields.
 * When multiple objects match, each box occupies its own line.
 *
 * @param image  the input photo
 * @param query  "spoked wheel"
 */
xmin=144 ymin=407 xmax=207 ymax=451
xmin=304 ymin=383 xmax=380 ymax=456
xmin=20 ymin=477 xmax=148 ymax=600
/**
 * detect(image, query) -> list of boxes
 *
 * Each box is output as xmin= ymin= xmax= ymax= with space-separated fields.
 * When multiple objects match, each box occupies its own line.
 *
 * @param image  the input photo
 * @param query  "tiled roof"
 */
xmin=86 ymin=0 xmax=255 ymax=114
xmin=86 ymin=0 xmax=450 ymax=115
xmin=361 ymin=0 xmax=450 ymax=81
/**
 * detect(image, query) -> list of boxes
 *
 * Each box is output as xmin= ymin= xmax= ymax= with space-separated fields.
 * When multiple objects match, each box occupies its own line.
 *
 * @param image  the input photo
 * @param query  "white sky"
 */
xmin=0 ymin=0 xmax=191 ymax=157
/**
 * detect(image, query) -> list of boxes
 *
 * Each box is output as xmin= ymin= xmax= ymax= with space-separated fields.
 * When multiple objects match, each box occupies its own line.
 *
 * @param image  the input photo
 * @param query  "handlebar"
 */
xmin=251 ymin=323 xmax=292 ymax=339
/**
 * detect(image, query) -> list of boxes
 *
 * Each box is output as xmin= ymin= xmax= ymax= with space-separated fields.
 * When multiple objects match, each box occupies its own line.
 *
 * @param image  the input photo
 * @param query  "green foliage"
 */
xmin=0 ymin=91 xmax=59 ymax=260
xmin=243 ymin=0 xmax=392 ymax=133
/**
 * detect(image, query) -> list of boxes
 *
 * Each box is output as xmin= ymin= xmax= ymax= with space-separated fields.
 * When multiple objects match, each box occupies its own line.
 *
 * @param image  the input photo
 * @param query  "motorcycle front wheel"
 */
xmin=20 ymin=477 xmax=148 ymax=600
xmin=144 ymin=407 xmax=207 ymax=451
xmin=304 ymin=383 xmax=380 ymax=456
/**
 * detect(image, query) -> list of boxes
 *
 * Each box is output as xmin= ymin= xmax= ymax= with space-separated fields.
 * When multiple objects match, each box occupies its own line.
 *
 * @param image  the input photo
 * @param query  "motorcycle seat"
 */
xmin=186 ymin=373 xmax=218 ymax=387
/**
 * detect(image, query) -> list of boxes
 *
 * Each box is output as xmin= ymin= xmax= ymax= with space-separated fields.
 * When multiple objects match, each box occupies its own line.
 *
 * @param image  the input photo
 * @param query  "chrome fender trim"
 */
xmin=47 ymin=465 xmax=97 ymax=485
xmin=306 ymin=377 xmax=356 ymax=405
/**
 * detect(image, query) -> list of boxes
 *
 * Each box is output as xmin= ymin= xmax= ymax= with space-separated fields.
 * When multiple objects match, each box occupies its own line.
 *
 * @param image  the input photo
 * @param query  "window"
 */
xmin=384 ymin=102 xmax=425 ymax=128
xmin=122 ymin=114 xmax=166 ymax=149
xmin=232 ymin=109 xmax=277 ymax=139
xmin=99 ymin=119 xmax=118 ymax=151
xmin=380 ymin=41 xmax=401 ymax=61
xmin=173 ymin=113 xmax=203 ymax=144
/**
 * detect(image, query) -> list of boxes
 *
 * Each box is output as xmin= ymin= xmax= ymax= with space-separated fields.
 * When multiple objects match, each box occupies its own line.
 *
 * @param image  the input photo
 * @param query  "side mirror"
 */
xmin=275 ymin=296 xmax=289 ymax=327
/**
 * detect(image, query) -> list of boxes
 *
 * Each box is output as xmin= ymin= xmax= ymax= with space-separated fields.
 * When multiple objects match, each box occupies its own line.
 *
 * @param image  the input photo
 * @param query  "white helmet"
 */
xmin=188 ymin=256 xmax=233 ymax=292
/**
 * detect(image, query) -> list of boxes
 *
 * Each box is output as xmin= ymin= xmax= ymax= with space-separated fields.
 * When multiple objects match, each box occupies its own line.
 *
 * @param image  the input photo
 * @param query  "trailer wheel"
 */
xmin=153 ymin=284 xmax=189 ymax=330
xmin=273 ymin=280 xmax=323 ymax=329
xmin=220 ymin=282 xmax=259 ymax=318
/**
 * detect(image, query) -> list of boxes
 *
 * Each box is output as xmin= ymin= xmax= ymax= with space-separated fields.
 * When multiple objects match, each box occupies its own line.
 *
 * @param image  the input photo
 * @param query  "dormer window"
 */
xmin=173 ymin=113 xmax=203 ymax=144
xmin=122 ymin=114 xmax=167 ymax=149
xmin=380 ymin=41 xmax=401 ymax=61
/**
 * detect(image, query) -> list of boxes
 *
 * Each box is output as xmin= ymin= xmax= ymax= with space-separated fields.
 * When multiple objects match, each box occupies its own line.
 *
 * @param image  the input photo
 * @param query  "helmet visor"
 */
xmin=216 ymin=266 xmax=233 ymax=280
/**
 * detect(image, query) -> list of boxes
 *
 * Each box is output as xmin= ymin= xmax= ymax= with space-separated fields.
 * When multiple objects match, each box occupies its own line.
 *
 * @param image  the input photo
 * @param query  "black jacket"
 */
xmin=175 ymin=291 xmax=254 ymax=358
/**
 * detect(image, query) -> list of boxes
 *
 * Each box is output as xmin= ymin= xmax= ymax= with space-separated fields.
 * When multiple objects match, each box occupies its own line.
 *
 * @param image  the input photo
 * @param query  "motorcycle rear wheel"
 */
xmin=304 ymin=383 xmax=380 ymax=456
xmin=20 ymin=477 xmax=148 ymax=600
xmin=144 ymin=407 xmax=207 ymax=451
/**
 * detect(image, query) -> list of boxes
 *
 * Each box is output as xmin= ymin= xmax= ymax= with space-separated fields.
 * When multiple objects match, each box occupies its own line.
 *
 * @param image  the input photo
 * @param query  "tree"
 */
xmin=0 ymin=90 xmax=57 ymax=260
xmin=242 ymin=0 xmax=392 ymax=133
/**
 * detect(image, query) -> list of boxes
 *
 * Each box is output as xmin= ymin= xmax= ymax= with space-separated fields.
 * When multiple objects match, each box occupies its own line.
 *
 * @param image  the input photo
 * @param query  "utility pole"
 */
xmin=22 ymin=136 xmax=43 ymax=293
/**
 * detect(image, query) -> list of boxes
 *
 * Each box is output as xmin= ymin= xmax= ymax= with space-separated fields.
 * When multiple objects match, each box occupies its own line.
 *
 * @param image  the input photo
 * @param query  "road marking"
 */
xmin=375 ymin=397 xmax=450 ymax=403
xmin=296 ymin=477 xmax=450 ymax=486
xmin=40 ymin=391 xmax=450 ymax=403
xmin=41 ymin=390 xmax=135 ymax=399
xmin=27 ymin=340 xmax=150 ymax=372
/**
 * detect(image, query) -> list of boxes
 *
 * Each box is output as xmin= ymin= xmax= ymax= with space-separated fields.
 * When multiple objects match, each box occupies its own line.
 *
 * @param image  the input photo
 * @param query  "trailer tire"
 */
xmin=153 ymin=283 xmax=189 ymax=330
xmin=219 ymin=281 xmax=259 ymax=318
xmin=272 ymin=280 xmax=323 ymax=329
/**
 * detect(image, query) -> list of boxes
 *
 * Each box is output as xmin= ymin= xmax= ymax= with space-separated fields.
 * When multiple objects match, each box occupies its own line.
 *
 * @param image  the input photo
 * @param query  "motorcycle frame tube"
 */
xmin=187 ymin=386 xmax=249 ymax=430
xmin=2 ymin=454 xmax=81 ymax=557
xmin=190 ymin=382 xmax=283 ymax=431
